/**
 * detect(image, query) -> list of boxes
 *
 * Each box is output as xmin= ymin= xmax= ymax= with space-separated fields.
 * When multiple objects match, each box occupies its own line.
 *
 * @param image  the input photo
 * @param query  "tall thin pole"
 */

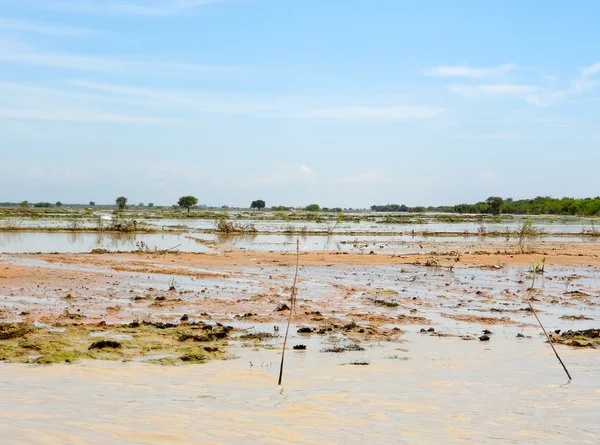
xmin=527 ymin=274 xmax=572 ymax=381
xmin=278 ymin=240 xmax=300 ymax=386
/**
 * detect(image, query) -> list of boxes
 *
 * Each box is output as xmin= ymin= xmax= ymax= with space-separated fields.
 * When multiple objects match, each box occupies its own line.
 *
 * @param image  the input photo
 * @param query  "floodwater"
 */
xmin=2 ymin=214 xmax=598 ymax=235
xmin=1 ymin=215 xmax=599 ymax=444
xmin=0 ymin=230 xmax=597 ymax=254
xmin=1 ymin=334 xmax=598 ymax=444
xmin=0 ymin=232 xmax=212 ymax=254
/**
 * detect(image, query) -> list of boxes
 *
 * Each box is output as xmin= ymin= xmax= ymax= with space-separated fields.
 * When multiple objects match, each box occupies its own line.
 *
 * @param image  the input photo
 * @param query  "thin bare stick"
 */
xmin=278 ymin=239 xmax=300 ymax=386
xmin=527 ymin=274 xmax=572 ymax=381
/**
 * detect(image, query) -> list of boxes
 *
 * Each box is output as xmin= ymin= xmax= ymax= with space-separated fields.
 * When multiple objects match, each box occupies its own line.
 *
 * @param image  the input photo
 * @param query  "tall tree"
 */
xmin=116 ymin=196 xmax=128 ymax=210
xmin=178 ymin=196 xmax=198 ymax=212
xmin=486 ymin=196 xmax=504 ymax=215
xmin=250 ymin=199 xmax=266 ymax=210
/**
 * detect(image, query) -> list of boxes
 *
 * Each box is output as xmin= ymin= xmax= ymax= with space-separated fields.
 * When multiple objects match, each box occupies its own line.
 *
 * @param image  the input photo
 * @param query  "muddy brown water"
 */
xmin=1 ymin=230 xmax=598 ymax=254
xmin=1 ymin=335 xmax=599 ymax=444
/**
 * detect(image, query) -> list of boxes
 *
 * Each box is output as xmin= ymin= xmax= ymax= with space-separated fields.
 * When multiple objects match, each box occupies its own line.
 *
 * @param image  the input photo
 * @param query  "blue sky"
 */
xmin=0 ymin=0 xmax=599 ymax=207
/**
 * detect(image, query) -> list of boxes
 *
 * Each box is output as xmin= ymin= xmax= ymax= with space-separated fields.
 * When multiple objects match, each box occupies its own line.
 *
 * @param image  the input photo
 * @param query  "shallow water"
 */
xmin=0 ymin=232 xmax=212 ymax=254
xmin=0 ymin=335 xmax=598 ymax=444
xmin=0 ymin=230 xmax=597 ymax=254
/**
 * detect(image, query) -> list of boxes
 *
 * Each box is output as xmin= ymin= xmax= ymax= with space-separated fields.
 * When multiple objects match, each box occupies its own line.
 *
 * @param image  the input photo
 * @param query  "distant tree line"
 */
xmin=370 ymin=204 xmax=409 ymax=212
xmin=372 ymin=196 xmax=600 ymax=216
xmin=4 ymin=195 xmax=599 ymax=216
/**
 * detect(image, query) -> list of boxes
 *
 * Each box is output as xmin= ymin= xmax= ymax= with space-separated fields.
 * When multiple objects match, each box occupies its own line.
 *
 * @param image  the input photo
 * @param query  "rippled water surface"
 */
xmin=1 ymin=335 xmax=598 ymax=445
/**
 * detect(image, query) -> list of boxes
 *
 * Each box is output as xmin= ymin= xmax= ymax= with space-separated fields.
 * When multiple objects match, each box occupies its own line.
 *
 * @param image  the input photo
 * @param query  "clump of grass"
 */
xmin=0 ymin=323 xmax=32 ymax=340
xmin=88 ymin=340 xmax=122 ymax=350
xmin=239 ymin=332 xmax=277 ymax=341
xmin=342 ymin=320 xmax=359 ymax=331
xmin=297 ymin=327 xmax=314 ymax=333
xmin=514 ymin=216 xmax=541 ymax=253
xmin=179 ymin=349 xmax=206 ymax=363
xmin=322 ymin=343 xmax=365 ymax=353
xmin=214 ymin=218 xmax=257 ymax=234
xmin=36 ymin=351 xmax=87 ymax=364
xmin=275 ymin=303 xmax=290 ymax=312
xmin=347 ymin=360 xmax=370 ymax=366
xmin=370 ymin=298 xmax=399 ymax=308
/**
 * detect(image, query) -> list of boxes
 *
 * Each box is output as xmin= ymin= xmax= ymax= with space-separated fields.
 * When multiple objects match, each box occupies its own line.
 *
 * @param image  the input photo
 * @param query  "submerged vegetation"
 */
xmin=0 ymin=320 xmax=234 ymax=365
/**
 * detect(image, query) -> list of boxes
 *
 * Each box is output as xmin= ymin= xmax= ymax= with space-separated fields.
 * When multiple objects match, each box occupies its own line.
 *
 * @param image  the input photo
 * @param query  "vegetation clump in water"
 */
xmin=0 ymin=321 xmax=235 ymax=365
xmin=552 ymin=329 xmax=600 ymax=348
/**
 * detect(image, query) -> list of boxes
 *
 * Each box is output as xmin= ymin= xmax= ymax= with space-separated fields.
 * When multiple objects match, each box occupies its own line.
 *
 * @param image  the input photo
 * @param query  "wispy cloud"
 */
xmin=67 ymin=80 xmax=443 ymax=122
xmin=573 ymin=62 xmax=600 ymax=92
xmin=29 ymin=0 xmax=228 ymax=16
xmin=0 ymin=80 xmax=177 ymax=124
xmin=255 ymin=164 xmax=318 ymax=185
xmin=449 ymin=83 xmax=565 ymax=107
xmin=441 ymin=61 xmax=600 ymax=107
xmin=0 ymin=108 xmax=175 ymax=124
xmin=426 ymin=64 xmax=516 ymax=79
xmin=0 ymin=39 xmax=232 ymax=74
xmin=295 ymin=106 xmax=443 ymax=121
xmin=298 ymin=164 xmax=317 ymax=178
xmin=450 ymin=84 xmax=539 ymax=97
xmin=0 ymin=16 xmax=98 ymax=35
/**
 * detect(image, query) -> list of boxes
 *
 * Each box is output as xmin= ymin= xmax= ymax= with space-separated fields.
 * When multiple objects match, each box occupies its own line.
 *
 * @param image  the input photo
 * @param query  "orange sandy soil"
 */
xmin=0 ymin=240 xmax=598 ymax=343
xmin=21 ymin=238 xmax=600 ymax=270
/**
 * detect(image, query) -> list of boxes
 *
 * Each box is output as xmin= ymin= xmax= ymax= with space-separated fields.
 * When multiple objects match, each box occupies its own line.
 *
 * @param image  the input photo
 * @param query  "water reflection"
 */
xmin=0 ymin=230 xmax=597 ymax=254
xmin=0 ymin=232 xmax=212 ymax=254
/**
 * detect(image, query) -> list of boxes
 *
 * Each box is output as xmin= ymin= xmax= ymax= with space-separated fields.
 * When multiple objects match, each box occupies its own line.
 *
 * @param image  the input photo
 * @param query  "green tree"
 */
xmin=250 ymin=199 xmax=266 ymax=210
xmin=148 ymin=203 xmax=154 ymax=208
xmin=305 ymin=204 xmax=320 ymax=212
xmin=486 ymin=196 xmax=505 ymax=215
xmin=178 ymin=196 xmax=198 ymax=212
xmin=89 ymin=201 xmax=95 ymax=206
xmin=116 ymin=196 xmax=128 ymax=210
xmin=19 ymin=200 xmax=29 ymax=208
xmin=55 ymin=201 xmax=62 ymax=207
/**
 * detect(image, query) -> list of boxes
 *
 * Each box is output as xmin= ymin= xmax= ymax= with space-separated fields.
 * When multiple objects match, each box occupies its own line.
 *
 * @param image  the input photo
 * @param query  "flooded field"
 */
xmin=0 ymin=213 xmax=599 ymax=444
xmin=1 ymin=337 xmax=599 ymax=445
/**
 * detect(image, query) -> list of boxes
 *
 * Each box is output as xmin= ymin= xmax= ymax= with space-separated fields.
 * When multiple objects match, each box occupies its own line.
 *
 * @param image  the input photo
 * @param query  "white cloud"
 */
xmin=254 ymin=164 xmax=318 ymax=186
xmin=298 ymin=164 xmax=317 ymax=177
xmin=450 ymin=84 xmax=540 ymax=97
xmin=442 ymin=61 xmax=600 ymax=107
xmin=573 ymin=62 xmax=600 ymax=92
xmin=30 ymin=0 xmax=228 ymax=16
xmin=449 ymin=83 xmax=566 ymax=107
xmin=454 ymin=132 xmax=522 ymax=140
xmin=0 ymin=16 xmax=98 ymax=35
xmin=295 ymin=106 xmax=443 ymax=121
xmin=523 ymin=90 xmax=566 ymax=107
xmin=0 ymin=42 xmax=230 ymax=74
xmin=426 ymin=64 xmax=516 ymax=78
xmin=582 ymin=62 xmax=600 ymax=78
xmin=66 ymin=80 xmax=443 ymax=122
xmin=0 ymin=108 xmax=175 ymax=124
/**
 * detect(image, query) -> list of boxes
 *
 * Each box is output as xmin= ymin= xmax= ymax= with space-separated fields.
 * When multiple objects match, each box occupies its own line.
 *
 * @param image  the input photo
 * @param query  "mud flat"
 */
xmin=0 ymin=239 xmax=599 ymax=444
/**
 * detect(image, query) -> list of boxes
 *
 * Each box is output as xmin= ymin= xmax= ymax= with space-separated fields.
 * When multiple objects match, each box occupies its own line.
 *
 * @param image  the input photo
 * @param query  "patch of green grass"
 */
xmin=35 ymin=350 xmax=88 ymax=364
